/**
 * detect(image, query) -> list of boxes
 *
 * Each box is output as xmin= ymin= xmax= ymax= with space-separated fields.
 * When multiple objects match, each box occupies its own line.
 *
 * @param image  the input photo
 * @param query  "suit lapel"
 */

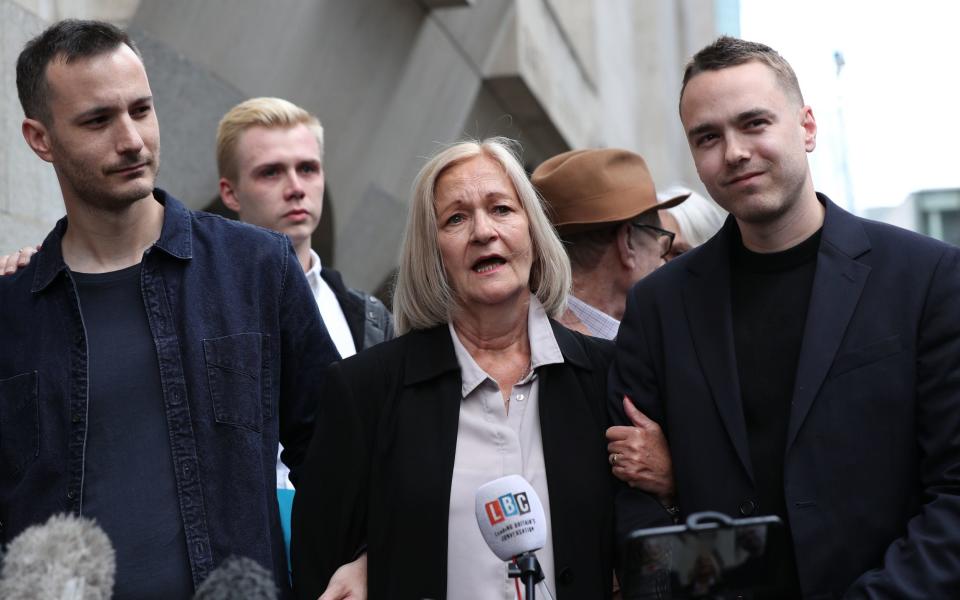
xmin=786 ymin=198 xmax=871 ymax=449
xmin=321 ymin=268 xmax=366 ymax=350
xmin=683 ymin=221 xmax=755 ymax=482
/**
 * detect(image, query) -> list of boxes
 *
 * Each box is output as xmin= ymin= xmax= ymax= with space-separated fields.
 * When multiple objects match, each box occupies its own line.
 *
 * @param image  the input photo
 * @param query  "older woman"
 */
xmin=290 ymin=138 xmax=636 ymax=599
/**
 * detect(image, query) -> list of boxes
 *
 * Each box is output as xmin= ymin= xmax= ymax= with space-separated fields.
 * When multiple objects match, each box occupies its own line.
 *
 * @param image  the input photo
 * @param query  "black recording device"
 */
xmin=620 ymin=511 xmax=783 ymax=600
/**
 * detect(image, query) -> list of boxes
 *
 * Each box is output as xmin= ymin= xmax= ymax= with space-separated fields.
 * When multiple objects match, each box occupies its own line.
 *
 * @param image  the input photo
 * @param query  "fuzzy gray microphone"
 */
xmin=193 ymin=556 xmax=278 ymax=600
xmin=0 ymin=513 xmax=115 ymax=600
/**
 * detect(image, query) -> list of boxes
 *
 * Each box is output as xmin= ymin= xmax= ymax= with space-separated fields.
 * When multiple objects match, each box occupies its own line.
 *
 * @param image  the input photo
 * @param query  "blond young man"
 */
xmin=216 ymin=98 xmax=394 ymax=492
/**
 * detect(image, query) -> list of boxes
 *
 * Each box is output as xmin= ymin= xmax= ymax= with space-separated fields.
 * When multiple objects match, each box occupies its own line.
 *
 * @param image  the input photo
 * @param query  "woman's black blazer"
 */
xmin=291 ymin=320 xmax=642 ymax=599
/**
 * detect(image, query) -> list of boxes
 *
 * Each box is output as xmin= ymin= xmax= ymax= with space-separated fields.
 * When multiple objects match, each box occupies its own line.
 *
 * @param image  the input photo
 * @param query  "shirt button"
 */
xmin=739 ymin=499 xmax=757 ymax=516
xmin=66 ymin=490 xmax=77 ymax=500
xmin=72 ymin=414 xmax=82 ymax=423
xmin=516 ymin=394 xmax=525 ymax=402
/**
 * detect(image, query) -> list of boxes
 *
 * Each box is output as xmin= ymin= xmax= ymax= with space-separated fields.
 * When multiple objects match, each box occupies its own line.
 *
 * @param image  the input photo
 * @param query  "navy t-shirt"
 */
xmin=74 ymin=263 xmax=193 ymax=599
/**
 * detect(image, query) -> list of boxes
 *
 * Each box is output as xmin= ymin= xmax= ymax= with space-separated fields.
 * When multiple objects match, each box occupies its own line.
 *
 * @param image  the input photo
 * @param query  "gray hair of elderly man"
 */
xmin=657 ymin=185 xmax=728 ymax=248
xmin=393 ymin=137 xmax=572 ymax=335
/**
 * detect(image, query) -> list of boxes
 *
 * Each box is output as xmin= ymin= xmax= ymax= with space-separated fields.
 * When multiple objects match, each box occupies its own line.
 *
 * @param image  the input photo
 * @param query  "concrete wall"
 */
xmin=1 ymin=1 xmax=68 ymax=252
xmin=9 ymin=0 xmax=138 ymax=24
xmin=632 ymin=0 xmax=719 ymax=196
xmin=133 ymin=29 xmax=245 ymax=211
xmin=2 ymin=0 xmax=722 ymax=290
xmin=131 ymin=0 xmax=511 ymax=289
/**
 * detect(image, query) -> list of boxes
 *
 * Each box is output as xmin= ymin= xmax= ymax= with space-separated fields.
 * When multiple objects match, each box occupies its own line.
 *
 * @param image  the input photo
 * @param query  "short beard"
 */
xmin=57 ymin=144 xmax=161 ymax=213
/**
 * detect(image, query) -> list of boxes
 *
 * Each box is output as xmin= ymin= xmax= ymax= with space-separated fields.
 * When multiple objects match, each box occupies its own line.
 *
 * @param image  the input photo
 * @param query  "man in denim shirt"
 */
xmin=0 ymin=20 xmax=339 ymax=597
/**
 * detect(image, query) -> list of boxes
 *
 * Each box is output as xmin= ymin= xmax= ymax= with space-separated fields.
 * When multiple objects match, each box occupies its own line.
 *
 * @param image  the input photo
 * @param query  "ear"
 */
xmin=219 ymin=177 xmax=242 ymax=213
xmin=800 ymin=105 xmax=817 ymax=152
xmin=21 ymin=118 xmax=55 ymax=163
xmin=615 ymin=222 xmax=636 ymax=270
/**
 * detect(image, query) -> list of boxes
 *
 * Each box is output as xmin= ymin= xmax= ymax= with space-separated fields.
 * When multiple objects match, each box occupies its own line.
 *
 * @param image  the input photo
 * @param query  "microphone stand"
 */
xmin=508 ymin=551 xmax=544 ymax=599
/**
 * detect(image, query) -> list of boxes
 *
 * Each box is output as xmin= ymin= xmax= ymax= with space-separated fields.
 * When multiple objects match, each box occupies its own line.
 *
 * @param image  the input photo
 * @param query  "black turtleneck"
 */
xmin=730 ymin=226 xmax=821 ymax=598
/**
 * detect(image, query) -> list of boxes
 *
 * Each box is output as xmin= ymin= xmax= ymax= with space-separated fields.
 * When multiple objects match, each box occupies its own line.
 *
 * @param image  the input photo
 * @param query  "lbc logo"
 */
xmin=485 ymin=492 xmax=531 ymax=525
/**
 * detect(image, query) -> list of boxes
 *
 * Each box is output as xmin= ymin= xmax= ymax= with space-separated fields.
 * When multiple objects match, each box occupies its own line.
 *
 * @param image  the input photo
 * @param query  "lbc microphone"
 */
xmin=475 ymin=474 xmax=547 ymax=560
xmin=475 ymin=474 xmax=552 ymax=599
xmin=0 ymin=513 xmax=116 ymax=600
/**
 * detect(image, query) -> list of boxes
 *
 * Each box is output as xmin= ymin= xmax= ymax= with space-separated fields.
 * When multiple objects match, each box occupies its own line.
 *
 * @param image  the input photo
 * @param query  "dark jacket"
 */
xmin=291 ymin=321 xmax=652 ymax=599
xmin=0 ymin=190 xmax=340 ymax=595
xmin=609 ymin=195 xmax=960 ymax=598
xmin=320 ymin=268 xmax=394 ymax=350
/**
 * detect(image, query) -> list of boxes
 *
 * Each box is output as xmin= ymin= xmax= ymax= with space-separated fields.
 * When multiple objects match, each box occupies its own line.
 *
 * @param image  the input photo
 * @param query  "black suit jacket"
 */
xmin=291 ymin=320 xmax=648 ymax=599
xmin=610 ymin=195 xmax=960 ymax=598
xmin=320 ymin=267 xmax=393 ymax=351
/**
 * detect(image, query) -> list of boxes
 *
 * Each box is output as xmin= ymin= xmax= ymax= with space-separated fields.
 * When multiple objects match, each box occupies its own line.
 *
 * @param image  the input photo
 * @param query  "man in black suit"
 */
xmin=609 ymin=36 xmax=960 ymax=597
xmin=217 ymin=97 xmax=393 ymax=503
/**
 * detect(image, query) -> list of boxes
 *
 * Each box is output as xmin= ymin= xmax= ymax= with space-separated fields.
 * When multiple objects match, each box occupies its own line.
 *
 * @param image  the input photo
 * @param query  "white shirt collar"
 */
xmin=304 ymin=249 xmax=323 ymax=294
xmin=449 ymin=294 xmax=563 ymax=397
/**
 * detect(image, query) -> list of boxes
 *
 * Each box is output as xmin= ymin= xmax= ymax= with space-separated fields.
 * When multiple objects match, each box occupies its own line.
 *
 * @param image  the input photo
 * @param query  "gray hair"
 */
xmin=393 ymin=137 xmax=571 ymax=334
xmin=658 ymin=185 xmax=728 ymax=248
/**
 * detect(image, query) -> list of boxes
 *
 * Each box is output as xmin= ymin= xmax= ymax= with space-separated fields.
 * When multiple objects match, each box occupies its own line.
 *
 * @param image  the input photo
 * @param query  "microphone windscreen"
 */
xmin=194 ymin=556 xmax=278 ymax=600
xmin=0 ymin=513 xmax=115 ymax=600
xmin=474 ymin=474 xmax=547 ymax=561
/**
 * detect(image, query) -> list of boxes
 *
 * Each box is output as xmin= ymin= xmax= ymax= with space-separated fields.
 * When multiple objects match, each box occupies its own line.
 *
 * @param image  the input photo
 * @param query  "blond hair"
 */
xmin=216 ymin=97 xmax=324 ymax=181
xmin=393 ymin=138 xmax=571 ymax=334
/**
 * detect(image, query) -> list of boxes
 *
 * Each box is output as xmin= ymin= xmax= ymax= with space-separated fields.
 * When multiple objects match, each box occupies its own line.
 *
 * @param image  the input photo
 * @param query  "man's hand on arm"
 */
xmin=318 ymin=553 xmax=367 ymax=600
xmin=0 ymin=245 xmax=39 ymax=275
xmin=606 ymin=396 xmax=676 ymax=506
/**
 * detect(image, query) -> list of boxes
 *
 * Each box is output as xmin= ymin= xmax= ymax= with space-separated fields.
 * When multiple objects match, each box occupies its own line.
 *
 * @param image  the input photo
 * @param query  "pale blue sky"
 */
xmin=740 ymin=0 xmax=960 ymax=212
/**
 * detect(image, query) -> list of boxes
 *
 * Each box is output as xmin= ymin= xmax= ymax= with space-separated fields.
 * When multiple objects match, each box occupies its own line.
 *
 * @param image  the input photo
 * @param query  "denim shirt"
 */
xmin=0 ymin=190 xmax=339 ymax=594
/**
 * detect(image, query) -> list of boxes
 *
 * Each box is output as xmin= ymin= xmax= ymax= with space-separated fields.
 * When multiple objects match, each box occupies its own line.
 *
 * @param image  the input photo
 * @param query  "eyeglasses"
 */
xmin=630 ymin=222 xmax=675 ymax=259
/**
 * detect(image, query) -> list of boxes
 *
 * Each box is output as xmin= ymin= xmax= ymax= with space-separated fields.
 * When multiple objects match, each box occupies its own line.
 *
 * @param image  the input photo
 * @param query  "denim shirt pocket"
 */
xmin=0 ymin=371 xmax=40 ymax=475
xmin=203 ymin=333 xmax=266 ymax=433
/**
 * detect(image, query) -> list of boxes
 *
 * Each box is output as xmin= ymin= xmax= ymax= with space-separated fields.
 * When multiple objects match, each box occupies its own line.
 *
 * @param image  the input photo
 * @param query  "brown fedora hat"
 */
xmin=532 ymin=148 xmax=689 ymax=235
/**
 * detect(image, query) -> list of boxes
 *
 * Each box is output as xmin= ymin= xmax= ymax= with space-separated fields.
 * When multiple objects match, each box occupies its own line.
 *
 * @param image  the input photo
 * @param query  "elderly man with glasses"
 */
xmin=532 ymin=148 xmax=688 ymax=339
xmin=533 ymin=148 xmax=686 ymax=557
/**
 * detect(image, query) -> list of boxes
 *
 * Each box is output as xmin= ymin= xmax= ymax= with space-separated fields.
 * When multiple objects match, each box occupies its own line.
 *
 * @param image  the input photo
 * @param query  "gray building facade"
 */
xmin=2 ymin=0 xmax=727 ymax=291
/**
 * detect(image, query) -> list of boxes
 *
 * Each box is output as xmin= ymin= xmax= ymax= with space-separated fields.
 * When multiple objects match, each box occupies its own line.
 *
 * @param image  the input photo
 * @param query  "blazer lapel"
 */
xmin=401 ymin=326 xmax=462 ymax=595
xmin=539 ymin=322 xmax=592 ymax=497
xmin=538 ymin=324 xmax=599 ymax=565
xmin=683 ymin=221 xmax=755 ymax=482
xmin=402 ymin=324 xmax=463 ymax=489
xmin=786 ymin=198 xmax=871 ymax=449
